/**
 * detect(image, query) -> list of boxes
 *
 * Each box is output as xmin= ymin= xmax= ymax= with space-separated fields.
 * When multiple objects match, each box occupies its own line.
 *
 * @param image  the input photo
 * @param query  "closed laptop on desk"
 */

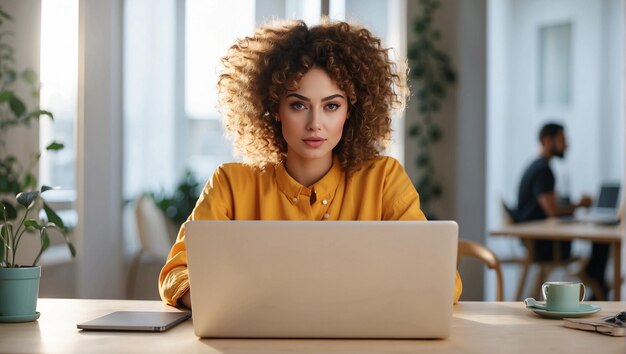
xmin=186 ymin=220 xmax=458 ymax=339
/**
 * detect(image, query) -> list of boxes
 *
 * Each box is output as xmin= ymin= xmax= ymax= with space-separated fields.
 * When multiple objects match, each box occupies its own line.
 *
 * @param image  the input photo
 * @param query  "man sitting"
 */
xmin=516 ymin=122 xmax=609 ymax=300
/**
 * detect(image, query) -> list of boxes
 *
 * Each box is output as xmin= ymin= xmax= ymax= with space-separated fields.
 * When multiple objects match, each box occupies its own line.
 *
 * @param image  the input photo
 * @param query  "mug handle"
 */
xmin=579 ymin=283 xmax=586 ymax=302
xmin=542 ymin=283 xmax=549 ymax=300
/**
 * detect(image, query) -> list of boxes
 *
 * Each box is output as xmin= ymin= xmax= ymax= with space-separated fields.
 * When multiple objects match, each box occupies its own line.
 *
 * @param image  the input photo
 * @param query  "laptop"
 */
xmin=185 ymin=220 xmax=458 ymax=339
xmin=581 ymin=183 xmax=621 ymax=223
xmin=76 ymin=311 xmax=191 ymax=332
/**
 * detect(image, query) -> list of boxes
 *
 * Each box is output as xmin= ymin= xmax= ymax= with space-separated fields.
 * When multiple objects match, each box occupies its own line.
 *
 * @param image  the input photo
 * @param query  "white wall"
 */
xmin=455 ymin=0 xmax=488 ymax=301
xmin=492 ymin=0 xmax=624 ymax=211
xmin=602 ymin=0 xmax=626 ymax=180
xmin=487 ymin=0 xmax=625 ymax=300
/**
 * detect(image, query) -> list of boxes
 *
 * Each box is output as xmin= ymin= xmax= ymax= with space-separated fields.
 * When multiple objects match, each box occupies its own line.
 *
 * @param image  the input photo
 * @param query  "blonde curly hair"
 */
xmin=217 ymin=19 xmax=408 ymax=174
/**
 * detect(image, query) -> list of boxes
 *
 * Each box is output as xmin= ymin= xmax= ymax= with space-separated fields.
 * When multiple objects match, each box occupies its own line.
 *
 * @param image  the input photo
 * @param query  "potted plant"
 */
xmin=0 ymin=7 xmax=74 ymax=323
xmin=0 ymin=187 xmax=75 ymax=322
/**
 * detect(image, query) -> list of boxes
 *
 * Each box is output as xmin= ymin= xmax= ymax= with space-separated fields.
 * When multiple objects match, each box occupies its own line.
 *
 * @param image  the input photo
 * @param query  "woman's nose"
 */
xmin=307 ymin=109 xmax=321 ymax=131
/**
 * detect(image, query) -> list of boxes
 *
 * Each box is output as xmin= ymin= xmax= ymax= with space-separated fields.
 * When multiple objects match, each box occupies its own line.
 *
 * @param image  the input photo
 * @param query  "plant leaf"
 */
xmin=0 ymin=199 xmax=17 ymax=220
xmin=416 ymin=153 xmax=430 ymax=167
xmin=1 ymin=53 xmax=14 ymax=62
xmin=25 ymin=109 xmax=53 ymax=121
xmin=9 ymin=96 xmax=26 ymax=117
xmin=428 ymin=124 xmax=443 ymax=141
xmin=24 ymin=219 xmax=43 ymax=230
xmin=66 ymin=240 xmax=76 ymax=257
xmin=43 ymin=202 xmax=65 ymax=229
xmin=20 ymin=68 xmax=38 ymax=84
xmin=0 ymin=43 xmax=14 ymax=56
xmin=431 ymin=182 xmax=443 ymax=197
xmin=16 ymin=191 xmax=39 ymax=208
xmin=0 ymin=228 xmax=5 ymax=266
xmin=0 ymin=225 xmax=9 ymax=266
xmin=2 ymin=69 xmax=16 ymax=85
xmin=0 ymin=224 xmax=8 ymax=243
xmin=46 ymin=141 xmax=64 ymax=151
xmin=41 ymin=185 xmax=54 ymax=193
xmin=42 ymin=230 xmax=50 ymax=251
xmin=0 ymin=10 xmax=13 ymax=21
xmin=22 ymin=173 xmax=37 ymax=191
xmin=408 ymin=124 xmax=421 ymax=137
xmin=0 ymin=91 xmax=12 ymax=102
xmin=32 ymin=228 xmax=51 ymax=266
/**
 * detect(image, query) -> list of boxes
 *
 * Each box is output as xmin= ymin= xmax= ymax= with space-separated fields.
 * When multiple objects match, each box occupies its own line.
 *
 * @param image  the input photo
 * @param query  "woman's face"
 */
xmin=278 ymin=67 xmax=349 ymax=167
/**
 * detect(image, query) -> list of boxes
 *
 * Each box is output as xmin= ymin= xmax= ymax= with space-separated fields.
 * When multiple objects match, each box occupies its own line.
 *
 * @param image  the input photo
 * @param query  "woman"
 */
xmin=159 ymin=19 xmax=462 ymax=308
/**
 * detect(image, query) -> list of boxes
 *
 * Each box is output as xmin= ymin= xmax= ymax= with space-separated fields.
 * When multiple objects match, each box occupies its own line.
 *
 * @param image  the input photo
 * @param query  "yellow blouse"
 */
xmin=159 ymin=156 xmax=463 ymax=305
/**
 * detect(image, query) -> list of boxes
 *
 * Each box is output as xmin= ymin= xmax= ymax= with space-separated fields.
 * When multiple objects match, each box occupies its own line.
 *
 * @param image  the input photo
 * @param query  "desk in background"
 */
xmin=0 ymin=299 xmax=624 ymax=353
xmin=490 ymin=219 xmax=623 ymax=300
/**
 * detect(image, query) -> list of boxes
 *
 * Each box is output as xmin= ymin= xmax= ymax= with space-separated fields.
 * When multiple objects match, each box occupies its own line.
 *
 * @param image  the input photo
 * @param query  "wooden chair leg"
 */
xmin=516 ymin=239 xmax=535 ymax=300
xmin=534 ymin=264 xmax=551 ymax=299
xmin=533 ymin=266 xmax=543 ymax=299
xmin=495 ymin=266 xmax=505 ymax=301
xmin=516 ymin=261 xmax=531 ymax=300
xmin=575 ymin=269 xmax=606 ymax=300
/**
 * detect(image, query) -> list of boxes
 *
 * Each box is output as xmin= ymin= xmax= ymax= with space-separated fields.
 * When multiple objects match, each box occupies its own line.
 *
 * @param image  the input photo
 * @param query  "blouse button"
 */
xmin=291 ymin=197 xmax=298 ymax=203
xmin=321 ymin=199 xmax=328 ymax=205
xmin=323 ymin=213 xmax=330 ymax=219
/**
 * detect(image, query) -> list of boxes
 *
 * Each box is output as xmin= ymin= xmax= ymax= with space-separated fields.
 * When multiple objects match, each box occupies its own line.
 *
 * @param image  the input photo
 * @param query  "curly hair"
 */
xmin=217 ymin=19 xmax=408 ymax=174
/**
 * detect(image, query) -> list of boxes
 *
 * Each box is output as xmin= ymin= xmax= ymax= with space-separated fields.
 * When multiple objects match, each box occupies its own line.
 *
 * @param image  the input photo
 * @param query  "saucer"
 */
xmin=527 ymin=304 xmax=601 ymax=319
xmin=0 ymin=312 xmax=40 ymax=323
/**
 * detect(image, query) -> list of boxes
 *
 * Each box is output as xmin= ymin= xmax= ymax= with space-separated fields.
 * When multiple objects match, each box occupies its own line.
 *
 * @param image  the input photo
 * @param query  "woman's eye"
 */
xmin=326 ymin=103 xmax=340 ymax=111
xmin=290 ymin=102 xmax=306 ymax=111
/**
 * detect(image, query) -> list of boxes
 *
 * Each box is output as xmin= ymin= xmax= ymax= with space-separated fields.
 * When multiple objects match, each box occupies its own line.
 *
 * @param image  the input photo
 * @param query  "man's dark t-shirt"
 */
xmin=516 ymin=157 xmax=571 ymax=260
xmin=517 ymin=158 xmax=553 ymax=222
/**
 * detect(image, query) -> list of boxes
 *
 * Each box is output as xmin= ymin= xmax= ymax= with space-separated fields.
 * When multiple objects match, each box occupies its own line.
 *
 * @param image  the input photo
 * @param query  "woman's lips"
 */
xmin=303 ymin=137 xmax=326 ymax=148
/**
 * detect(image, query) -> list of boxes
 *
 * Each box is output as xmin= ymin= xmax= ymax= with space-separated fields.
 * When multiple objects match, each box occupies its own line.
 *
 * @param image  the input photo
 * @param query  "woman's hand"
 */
xmin=178 ymin=290 xmax=192 ymax=309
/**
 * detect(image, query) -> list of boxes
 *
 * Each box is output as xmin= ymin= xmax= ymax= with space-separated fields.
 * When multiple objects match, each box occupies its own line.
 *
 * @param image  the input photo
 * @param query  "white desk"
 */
xmin=0 ymin=299 xmax=624 ymax=353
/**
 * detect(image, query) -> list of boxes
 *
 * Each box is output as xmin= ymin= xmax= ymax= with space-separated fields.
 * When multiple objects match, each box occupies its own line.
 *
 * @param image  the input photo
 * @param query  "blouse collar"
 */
xmin=275 ymin=155 xmax=344 ymax=203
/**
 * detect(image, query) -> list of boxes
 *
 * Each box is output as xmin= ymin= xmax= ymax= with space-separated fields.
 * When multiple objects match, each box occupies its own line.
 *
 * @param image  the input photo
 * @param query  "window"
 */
xmin=185 ymin=0 xmax=255 ymax=120
xmin=124 ymin=0 xmax=406 ymax=197
xmin=184 ymin=0 xmax=255 ymax=179
xmin=538 ymin=22 xmax=572 ymax=108
xmin=39 ymin=0 xmax=78 ymax=218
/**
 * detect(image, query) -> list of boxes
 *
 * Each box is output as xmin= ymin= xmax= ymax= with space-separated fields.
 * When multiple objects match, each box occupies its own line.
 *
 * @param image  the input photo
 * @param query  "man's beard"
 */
xmin=551 ymin=146 xmax=565 ymax=159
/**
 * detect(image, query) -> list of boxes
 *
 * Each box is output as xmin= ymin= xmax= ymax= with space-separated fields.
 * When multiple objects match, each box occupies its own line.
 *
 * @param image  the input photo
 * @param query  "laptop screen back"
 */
xmin=186 ymin=220 xmax=459 ymax=339
xmin=596 ymin=184 xmax=620 ymax=209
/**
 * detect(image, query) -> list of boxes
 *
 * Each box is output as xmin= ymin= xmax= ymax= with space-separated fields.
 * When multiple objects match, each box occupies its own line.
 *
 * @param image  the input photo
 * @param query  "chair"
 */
xmin=126 ymin=194 xmax=174 ymax=299
xmin=501 ymin=199 xmax=585 ymax=300
xmin=457 ymin=239 xmax=504 ymax=301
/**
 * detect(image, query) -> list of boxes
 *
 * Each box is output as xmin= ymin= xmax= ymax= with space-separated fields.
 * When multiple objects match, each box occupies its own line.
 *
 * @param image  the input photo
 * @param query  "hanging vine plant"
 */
xmin=407 ymin=0 xmax=456 ymax=216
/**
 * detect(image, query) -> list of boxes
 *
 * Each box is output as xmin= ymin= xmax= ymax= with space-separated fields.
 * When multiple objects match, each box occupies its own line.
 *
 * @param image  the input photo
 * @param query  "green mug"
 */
xmin=541 ymin=281 xmax=585 ymax=312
